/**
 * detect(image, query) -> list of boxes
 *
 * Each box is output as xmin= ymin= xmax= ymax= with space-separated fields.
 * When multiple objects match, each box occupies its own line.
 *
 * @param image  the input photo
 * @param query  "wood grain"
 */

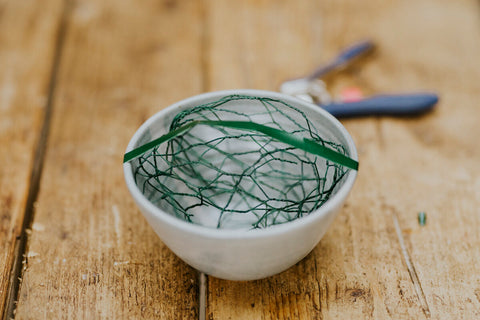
xmin=366 ymin=1 xmax=480 ymax=317
xmin=14 ymin=0 xmax=204 ymax=318
xmin=0 ymin=0 xmax=64 ymax=317
xmin=205 ymin=0 xmax=480 ymax=319
xmin=2 ymin=0 xmax=478 ymax=319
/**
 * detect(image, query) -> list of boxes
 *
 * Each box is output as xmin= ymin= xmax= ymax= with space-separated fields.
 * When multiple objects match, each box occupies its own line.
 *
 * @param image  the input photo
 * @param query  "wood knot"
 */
xmin=349 ymin=288 xmax=365 ymax=298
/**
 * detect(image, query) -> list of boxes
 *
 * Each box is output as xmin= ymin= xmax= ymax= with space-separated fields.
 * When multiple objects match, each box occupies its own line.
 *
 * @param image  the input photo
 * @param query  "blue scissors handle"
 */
xmin=307 ymin=40 xmax=375 ymax=80
xmin=321 ymin=93 xmax=438 ymax=117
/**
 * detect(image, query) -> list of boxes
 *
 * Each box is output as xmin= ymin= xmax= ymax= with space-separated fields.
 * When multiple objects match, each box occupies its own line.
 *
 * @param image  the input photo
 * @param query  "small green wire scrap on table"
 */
xmin=124 ymin=95 xmax=358 ymax=230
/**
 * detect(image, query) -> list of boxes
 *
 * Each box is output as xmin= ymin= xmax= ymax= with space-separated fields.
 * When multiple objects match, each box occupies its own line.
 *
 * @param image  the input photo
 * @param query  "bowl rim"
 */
xmin=123 ymin=89 xmax=358 ymax=239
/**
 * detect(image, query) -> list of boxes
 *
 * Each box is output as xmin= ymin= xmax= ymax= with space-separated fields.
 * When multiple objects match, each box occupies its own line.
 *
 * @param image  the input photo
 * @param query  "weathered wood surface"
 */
xmin=12 ymin=0 xmax=203 ymax=318
xmin=0 ymin=0 xmax=478 ymax=319
xmin=0 ymin=0 xmax=64 ymax=317
xmin=205 ymin=0 xmax=480 ymax=319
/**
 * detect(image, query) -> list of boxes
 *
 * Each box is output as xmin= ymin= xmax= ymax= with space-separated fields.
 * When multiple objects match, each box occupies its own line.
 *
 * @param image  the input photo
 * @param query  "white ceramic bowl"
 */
xmin=124 ymin=89 xmax=358 ymax=280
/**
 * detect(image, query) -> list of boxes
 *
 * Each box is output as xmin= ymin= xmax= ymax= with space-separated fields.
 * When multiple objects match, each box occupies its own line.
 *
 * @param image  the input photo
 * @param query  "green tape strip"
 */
xmin=124 ymin=120 xmax=358 ymax=170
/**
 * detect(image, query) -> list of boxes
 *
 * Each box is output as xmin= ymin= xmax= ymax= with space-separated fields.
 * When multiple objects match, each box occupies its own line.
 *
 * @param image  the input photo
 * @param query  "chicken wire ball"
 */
xmin=127 ymin=94 xmax=357 ymax=230
xmin=123 ymin=90 xmax=358 ymax=280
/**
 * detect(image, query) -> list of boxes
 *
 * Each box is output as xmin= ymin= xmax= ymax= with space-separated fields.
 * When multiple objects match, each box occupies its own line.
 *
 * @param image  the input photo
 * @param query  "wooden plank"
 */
xmin=206 ymin=0 xmax=480 ymax=319
xmin=362 ymin=0 xmax=480 ymax=317
xmin=14 ymin=0 xmax=204 ymax=318
xmin=0 ymin=0 xmax=64 ymax=317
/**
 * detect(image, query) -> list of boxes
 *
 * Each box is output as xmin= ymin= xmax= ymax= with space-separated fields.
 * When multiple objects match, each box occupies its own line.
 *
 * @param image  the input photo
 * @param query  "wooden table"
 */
xmin=1 ymin=0 xmax=479 ymax=318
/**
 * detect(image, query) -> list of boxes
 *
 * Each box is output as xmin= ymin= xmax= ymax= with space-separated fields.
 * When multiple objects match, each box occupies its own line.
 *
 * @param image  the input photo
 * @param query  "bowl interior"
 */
xmin=125 ymin=91 xmax=357 ymax=231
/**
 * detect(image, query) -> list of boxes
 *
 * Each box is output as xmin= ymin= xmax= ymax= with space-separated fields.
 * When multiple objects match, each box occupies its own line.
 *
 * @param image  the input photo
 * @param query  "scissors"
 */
xmin=280 ymin=40 xmax=439 ymax=118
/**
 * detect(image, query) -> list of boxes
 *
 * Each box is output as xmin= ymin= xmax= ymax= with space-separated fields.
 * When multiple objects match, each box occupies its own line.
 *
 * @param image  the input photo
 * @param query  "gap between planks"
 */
xmin=199 ymin=272 xmax=207 ymax=320
xmin=199 ymin=0 xmax=211 ymax=93
xmin=392 ymin=209 xmax=431 ymax=318
xmin=2 ymin=1 xmax=72 ymax=318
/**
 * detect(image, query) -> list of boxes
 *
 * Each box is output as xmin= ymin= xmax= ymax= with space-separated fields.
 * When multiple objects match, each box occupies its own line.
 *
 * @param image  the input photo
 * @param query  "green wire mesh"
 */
xmin=130 ymin=95 xmax=354 ymax=229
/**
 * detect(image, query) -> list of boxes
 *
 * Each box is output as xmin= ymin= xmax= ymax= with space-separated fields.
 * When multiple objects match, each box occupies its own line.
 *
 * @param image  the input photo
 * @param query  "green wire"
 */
xmin=124 ymin=120 xmax=358 ymax=170
xmin=126 ymin=94 xmax=358 ymax=229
